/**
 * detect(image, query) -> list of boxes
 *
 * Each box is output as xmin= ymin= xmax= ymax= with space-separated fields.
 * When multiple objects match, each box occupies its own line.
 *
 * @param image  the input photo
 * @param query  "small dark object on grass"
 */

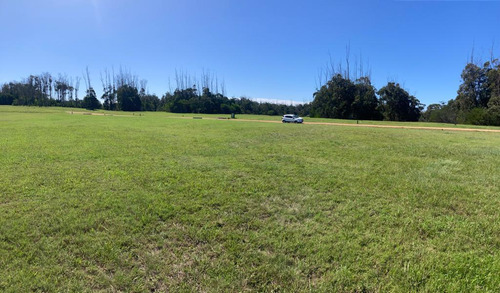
xmin=193 ymin=117 xmax=203 ymax=119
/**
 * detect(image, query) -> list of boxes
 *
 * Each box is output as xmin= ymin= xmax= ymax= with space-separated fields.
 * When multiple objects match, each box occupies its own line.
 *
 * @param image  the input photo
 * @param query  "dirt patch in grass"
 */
xmin=66 ymin=111 xmax=137 ymax=117
xmin=184 ymin=116 xmax=500 ymax=133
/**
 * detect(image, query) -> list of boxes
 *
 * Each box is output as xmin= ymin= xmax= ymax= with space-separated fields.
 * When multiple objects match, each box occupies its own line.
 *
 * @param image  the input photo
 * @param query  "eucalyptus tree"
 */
xmin=377 ymin=82 xmax=423 ymax=121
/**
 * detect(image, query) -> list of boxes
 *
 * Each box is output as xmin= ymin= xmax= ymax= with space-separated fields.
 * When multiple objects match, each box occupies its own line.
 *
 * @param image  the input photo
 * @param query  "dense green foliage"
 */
xmin=423 ymin=58 xmax=500 ymax=125
xmin=140 ymin=94 xmax=161 ymax=111
xmin=311 ymin=74 xmax=357 ymax=119
xmin=0 ymin=73 xmax=308 ymax=116
xmin=82 ymin=88 xmax=101 ymax=110
xmin=3 ymin=54 xmax=500 ymax=125
xmin=312 ymin=74 xmax=422 ymax=121
xmin=162 ymin=87 xmax=310 ymax=115
xmin=352 ymin=77 xmax=382 ymax=120
xmin=0 ymin=92 xmax=14 ymax=105
xmin=378 ymin=82 xmax=423 ymax=121
xmin=116 ymin=85 xmax=141 ymax=111
xmin=0 ymin=74 xmax=82 ymax=107
xmin=2 ymin=106 xmax=500 ymax=291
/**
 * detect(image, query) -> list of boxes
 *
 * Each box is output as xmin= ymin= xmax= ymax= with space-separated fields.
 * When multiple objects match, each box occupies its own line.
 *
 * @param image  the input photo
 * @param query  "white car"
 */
xmin=282 ymin=114 xmax=304 ymax=123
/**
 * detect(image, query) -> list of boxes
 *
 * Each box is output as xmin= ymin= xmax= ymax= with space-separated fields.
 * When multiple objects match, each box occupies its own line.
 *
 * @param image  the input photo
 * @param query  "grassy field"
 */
xmin=1 ymin=106 xmax=500 ymax=292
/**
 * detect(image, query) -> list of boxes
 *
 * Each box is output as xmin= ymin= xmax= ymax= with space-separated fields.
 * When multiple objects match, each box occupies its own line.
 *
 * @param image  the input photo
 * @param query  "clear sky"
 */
xmin=1 ymin=0 xmax=500 ymax=107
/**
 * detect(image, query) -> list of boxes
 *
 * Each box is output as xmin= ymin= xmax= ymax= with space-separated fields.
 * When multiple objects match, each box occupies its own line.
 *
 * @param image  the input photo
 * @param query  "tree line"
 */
xmin=310 ymin=48 xmax=500 ymax=125
xmin=0 ymin=69 xmax=310 ymax=116
xmin=422 ymin=55 xmax=500 ymax=125
xmin=310 ymin=48 xmax=424 ymax=121
xmin=311 ymin=74 xmax=423 ymax=121
xmin=1 ymin=50 xmax=500 ymax=126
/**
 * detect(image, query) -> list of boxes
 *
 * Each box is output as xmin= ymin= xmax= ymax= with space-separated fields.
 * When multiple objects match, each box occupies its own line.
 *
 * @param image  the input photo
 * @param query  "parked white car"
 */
xmin=282 ymin=114 xmax=304 ymax=123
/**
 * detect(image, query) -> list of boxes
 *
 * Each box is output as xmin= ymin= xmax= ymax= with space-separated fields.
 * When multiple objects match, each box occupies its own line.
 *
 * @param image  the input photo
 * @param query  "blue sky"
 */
xmin=1 ymin=0 xmax=499 ymax=107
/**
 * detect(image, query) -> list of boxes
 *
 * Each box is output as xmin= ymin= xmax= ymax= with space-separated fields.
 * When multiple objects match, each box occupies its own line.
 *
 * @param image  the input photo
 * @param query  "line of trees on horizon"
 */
xmin=308 ymin=48 xmax=500 ymax=125
xmin=422 ymin=54 xmax=500 ymax=126
xmin=309 ymin=47 xmax=424 ymax=122
xmin=0 ymin=68 xmax=311 ymax=116
xmin=311 ymin=74 xmax=424 ymax=122
xmin=1 ymin=50 xmax=500 ymax=125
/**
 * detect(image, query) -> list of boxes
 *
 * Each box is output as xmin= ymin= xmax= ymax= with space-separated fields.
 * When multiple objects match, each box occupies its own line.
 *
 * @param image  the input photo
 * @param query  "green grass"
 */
xmin=161 ymin=111 xmax=500 ymax=130
xmin=1 ymin=106 xmax=500 ymax=292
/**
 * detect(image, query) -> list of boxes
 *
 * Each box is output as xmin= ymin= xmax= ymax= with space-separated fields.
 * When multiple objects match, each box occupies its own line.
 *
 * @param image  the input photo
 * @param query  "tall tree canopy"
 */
xmin=82 ymin=88 xmax=101 ymax=110
xmin=422 ymin=57 xmax=500 ymax=125
xmin=378 ymin=82 xmax=423 ymax=121
xmin=352 ymin=77 xmax=381 ymax=120
xmin=456 ymin=63 xmax=490 ymax=111
xmin=311 ymin=74 xmax=356 ymax=119
xmin=310 ymin=74 xmax=415 ymax=121
xmin=117 ymin=85 xmax=141 ymax=111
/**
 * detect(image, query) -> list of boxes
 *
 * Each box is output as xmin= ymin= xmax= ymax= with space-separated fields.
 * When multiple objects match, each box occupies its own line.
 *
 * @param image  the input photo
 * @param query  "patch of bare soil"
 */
xmin=67 ymin=111 xmax=136 ymax=117
xmin=214 ymin=117 xmax=500 ymax=133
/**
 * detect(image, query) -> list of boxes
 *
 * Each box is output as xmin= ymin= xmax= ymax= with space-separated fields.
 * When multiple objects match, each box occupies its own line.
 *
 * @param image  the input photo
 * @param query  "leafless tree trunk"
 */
xmin=68 ymin=77 xmax=74 ymax=101
xmin=317 ymin=45 xmax=373 ymax=88
xmin=345 ymin=43 xmax=351 ymax=80
xmin=221 ymin=78 xmax=226 ymax=96
xmin=74 ymin=76 xmax=80 ymax=100
xmin=83 ymin=66 xmax=92 ymax=90
xmin=140 ymin=79 xmax=148 ymax=95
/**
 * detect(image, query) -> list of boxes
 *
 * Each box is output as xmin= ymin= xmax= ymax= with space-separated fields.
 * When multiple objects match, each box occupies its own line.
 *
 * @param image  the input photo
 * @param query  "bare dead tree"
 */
xmin=201 ymin=68 xmax=208 ymax=90
xmin=490 ymin=41 xmax=496 ymax=67
xmin=470 ymin=41 xmax=476 ymax=64
xmin=359 ymin=52 xmax=364 ymax=79
xmin=112 ymin=66 xmax=116 ymax=93
xmin=175 ymin=69 xmax=184 ymax=90
xmin=74 ymin=76 xmax=80 ymax=100
xmin=315 ymin=68 xmax=322 ymax=90
xmin=345 ymin=43 xmax=351 ymax=80
xmin=68 ymin=77 xmax=74 ymax=101
xmin=221 ymin=78 xmax=226 ymax=96
xmin=328 ymin=52 xmax=335 ymax=78
xmin=140 ymin=79 xmax=148 ymax=95
xmin=54 ymin=74 xmax=71 ymax=102
xmin=354 ymin=55 xmax=358 ymax=81
xmin=366 ymin=57 xmax=372 ymax=81
xmin=82 ymin=66 xmax=92 ymax=90
xmin=186 ymin=72 xmax=191 ymax=91
xmin=115 ymin=66 xmax=138 ymax=89
xmin=215 ymin=75 xmax=219 ymax=94
xmin=116 ymin=67 xmax=126 ymax=88
xmin=39 ymin=72 xmax=51 ymax=100
xmin=49 ymin=73 xmax=53 ymax=99
xmin=85 ymin=67 xmax=91 ymax=90
xmin=171 ymin=69 xmax=226 ymax=96
xmin=100 ymin=68 xmax=113 ymax=94
xmin=177 ymin=72 xmax=181 ymax=91
xmin=317 ymin=45 xmax=373 ymax=89
xmin=100 ymin=70 xmax=105 ymax=93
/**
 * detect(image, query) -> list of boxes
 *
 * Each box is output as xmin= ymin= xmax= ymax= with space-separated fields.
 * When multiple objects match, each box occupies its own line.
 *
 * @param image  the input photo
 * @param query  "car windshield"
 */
xmin=293 ymin=115 xmax=298 ymax=118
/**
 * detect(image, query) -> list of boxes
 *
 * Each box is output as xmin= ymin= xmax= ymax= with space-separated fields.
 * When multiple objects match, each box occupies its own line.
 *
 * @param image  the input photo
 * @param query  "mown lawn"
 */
xmin=1 ymin=106 xmax=500 ymax=292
